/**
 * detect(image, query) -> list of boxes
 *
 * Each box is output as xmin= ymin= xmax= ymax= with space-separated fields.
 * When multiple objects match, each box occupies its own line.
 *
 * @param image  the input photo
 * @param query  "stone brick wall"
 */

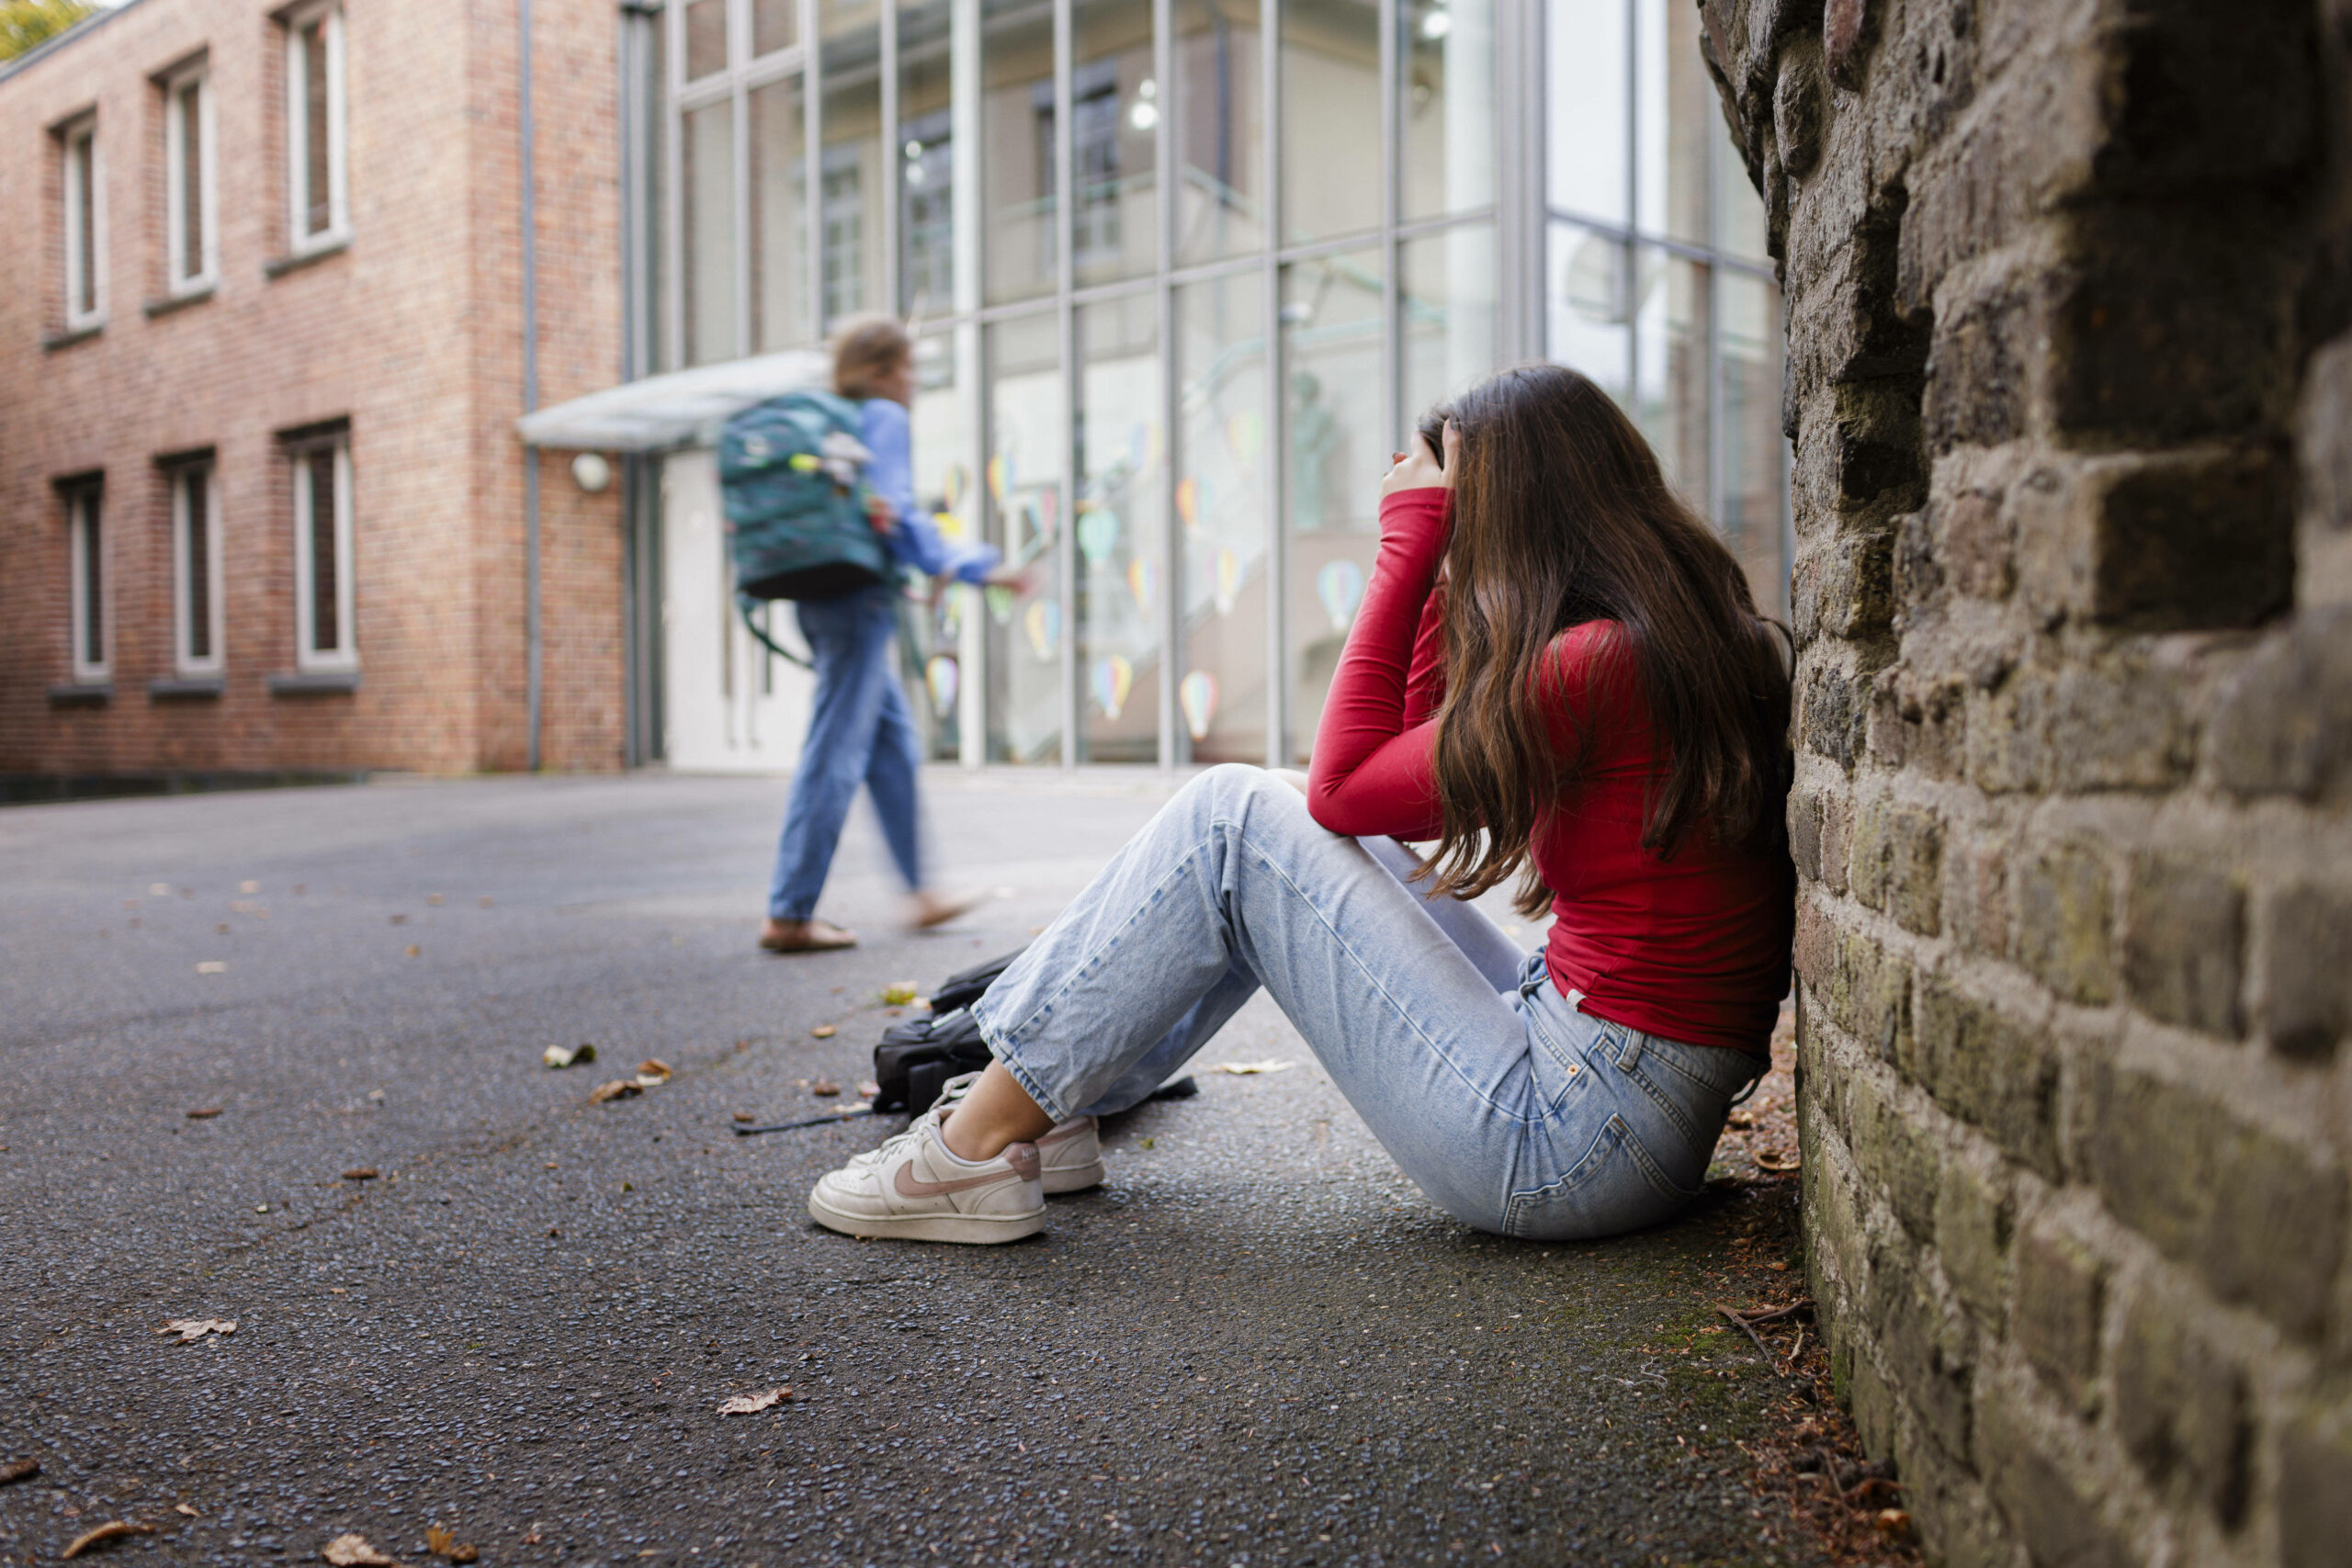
xmin=0 ymin=0 xmax=626 ymax=777
xmin=1699 ymin=2 xmax=2352 ymax=1564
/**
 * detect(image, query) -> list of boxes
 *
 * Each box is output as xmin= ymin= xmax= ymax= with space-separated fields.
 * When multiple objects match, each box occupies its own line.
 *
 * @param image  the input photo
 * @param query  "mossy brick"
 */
xmin=1914 ymin=976 xmax=2062 ymax=1178
xmin=1819 ymin=789 xmax=1854 ymax=894
xmin=1939 ymin=488 xmax=2015 ymax=599
xmin=1936 ymin=1156 xmax=2013 ymax=1331
xmin=1826 ymin=380 xmax=1929 ymax=521
xmin=1926 ymin=281 xmax=2033 ymax=453
xmin=1809 ymin=530 xmax=1896 ymax=639
xmin=1867 ymin=1247 xmax=1975 ymax=1461
xmin=2123 ymin=855 xmax=2245 ymax=1037
xmin=1793 ymin=897 xmax=1837 ymax=991
xmin=2211 ymin=606 xmax=2352 ymax=800
xmin=2299 ymin=337 xmax=2352 ymax=534
xmin=2052 ymin=214 xmax=2303 ymax=453
xmin=1941 ymin=832 xmax=2010 ymax=960
xmin=1977 ymin=1381 xmax=2134 ymax=1568
xmin=2263 ymin=883 xmax=2352 ymax=1061
xmin=1849 ymin=795 xmax=1940 ymax=924
xmin=1803 ymin=660 xmax=1867 ymax=766
xmin=1894 ymin=1415 xmax=2018 ymax=1568
xmin=1846 ymin=1069 xmax=1939 ymax=1240
xmin=1789 ymin=784 xmax=1826 ymax=882
xmin=2077 ymin=1055 xmax=2348 ymax=1340
xmin=2112 ymin=1288 xmax=2250 ymax=1529
xmin=2072 ymin=443 xmax=2295 ymax=629
xmin=2012 ymin=841 xmax=2119 ymax=1007
xmin=1846 ymin=1341 xmax=1901 ymax=1461
xmin=1842 ymin=931 xmax=1913 ymax=1064
xmin=2012 ymin=1221 xmax=2106 ymax=1413
xmin=2278 ymin=1405 xmax=2352 ymax=1568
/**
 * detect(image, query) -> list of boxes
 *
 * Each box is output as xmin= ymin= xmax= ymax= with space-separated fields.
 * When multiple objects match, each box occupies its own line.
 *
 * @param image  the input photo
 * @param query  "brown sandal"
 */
xmin=759 ymin=918 xmax=858 ymax=953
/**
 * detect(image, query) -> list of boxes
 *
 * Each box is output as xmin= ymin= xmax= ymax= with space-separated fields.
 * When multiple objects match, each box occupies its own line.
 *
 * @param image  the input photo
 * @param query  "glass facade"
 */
xmin=664 ymin=0 xmax=1784 ymax=767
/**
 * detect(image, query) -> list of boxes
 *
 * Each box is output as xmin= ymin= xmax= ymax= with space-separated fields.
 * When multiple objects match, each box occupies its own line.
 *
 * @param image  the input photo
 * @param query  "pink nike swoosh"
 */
xmin=894 ymin=1163 xmax=1014 ymax=1199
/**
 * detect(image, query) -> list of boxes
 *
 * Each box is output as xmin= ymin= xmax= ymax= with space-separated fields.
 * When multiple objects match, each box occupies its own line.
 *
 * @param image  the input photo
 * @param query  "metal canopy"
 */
xmin=514 ymin=349 xmax=830 ymax=452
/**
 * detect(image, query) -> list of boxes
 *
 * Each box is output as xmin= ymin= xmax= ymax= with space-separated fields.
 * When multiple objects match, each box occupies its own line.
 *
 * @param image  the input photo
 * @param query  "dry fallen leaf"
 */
xmin=635 ymin=1059 xmax=673 ymax=1087
xmin=0 ymin=1457 xmax=38 ymax=1485
xmin=856 ymin=1080 xmax=881 ymax=1099
xmin=341 ymin=1168 xmax=379 ymax=1182
xmin=542 ymin=1043 xmax=596 ymax=1068
xmin=810 ymin=1024 xmax=837 ymax=1039
xmin=403 ymin=945 xmax=421 ymax=958
xmin=186 ymin=1107 xmax=222 ymax=1120
xmin=196 ymin=961 xmax=227 ymax=975
xmin=732 ymin=1111 xmax=755 ymax=1123
xmin=810 ymin=1079 xmax=841 ymax=1098
xmin=157 ymin=1318 xmax=236 ymax=1343
xmin=321 ymin=1533 xmax=397 ymax=1566
xmin=1875 ymin=1508 xmax=1914 ymax=1542
xmin=717 ymin=1386 xmax=792 ymax=1414
xmin=881 ymin=981 xmax=920 ymax=1005
xmin=1754 ymin=1149 xmax=1801 ymax=1172
xmin=424 ymin=1523 xmax=478 ymax=1562
xmin=589 ymin=1080 xmax=641 ymax=1104
xmin=1215 ymin=1060 xmax=1295 ymax=1075
xmin=61 ymin=1520 xmax=154 ymax=1559
xmin=174 ymin=1505 xmax=198 ymax=1517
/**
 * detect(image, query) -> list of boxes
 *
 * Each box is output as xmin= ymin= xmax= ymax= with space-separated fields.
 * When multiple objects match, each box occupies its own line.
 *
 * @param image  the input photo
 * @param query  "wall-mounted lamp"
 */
xmin=571 ymin=452 xmax=613 ymax=493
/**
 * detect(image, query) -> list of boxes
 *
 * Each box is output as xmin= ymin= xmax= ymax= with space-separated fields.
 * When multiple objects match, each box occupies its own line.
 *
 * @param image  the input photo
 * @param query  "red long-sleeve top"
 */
xmin=1306 ymin=488 xmax=1793 ymax=1055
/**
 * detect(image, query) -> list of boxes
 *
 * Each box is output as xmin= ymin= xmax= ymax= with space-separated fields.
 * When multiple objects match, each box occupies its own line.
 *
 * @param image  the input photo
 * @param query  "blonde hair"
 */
xmin=831 ymin=315 xmax=914 ymax=400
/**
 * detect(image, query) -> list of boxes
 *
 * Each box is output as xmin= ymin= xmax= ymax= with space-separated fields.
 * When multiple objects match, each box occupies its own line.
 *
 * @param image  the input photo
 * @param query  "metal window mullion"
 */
xmin=1378 ymin=0 xmax=1398 ymax=451
xmin=880 ymin=0 xmax=900 ymax=318
xmin=1622 ymin=0 xmax=1637 ymax=405
xmin=732 ymin=0 xmax=753 ymax=357
xmin=953 ymin=0 xmax=985 ymax=766
xmin=663 ymin=1 xmax=687 ymax=368
xmin=1153 ymin=0 xmax=1176 ymax=770
xmin=804 ymin=0 xmax=822 ymax=338
xmin=1261 ymin=0 xmax=1283 ymax=767
xmin=1056 ymin=0 xmax=1080 ymax=768
xmin=1517 ymin=0 xmax=1547 ymax=362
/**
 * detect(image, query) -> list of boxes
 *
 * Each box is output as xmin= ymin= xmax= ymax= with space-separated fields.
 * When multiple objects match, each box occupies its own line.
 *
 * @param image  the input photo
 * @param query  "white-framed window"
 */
xmin=64 ymin=482 xmax=107 ymax=683
xmin=60 ymin=114 xmax=104 ymax=328
xmin=172 ymin=463 xmax=224 ymax=676
xmin=164 ymin=61 xmax=217 ymax=293
xmin=290 ymin=434 xmax=356 ymax=671
xmin=285 ymin=2 xmax=348 ymax=252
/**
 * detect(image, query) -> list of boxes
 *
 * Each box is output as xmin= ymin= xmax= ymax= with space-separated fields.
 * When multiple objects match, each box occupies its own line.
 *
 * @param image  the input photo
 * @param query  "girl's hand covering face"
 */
xmin=1379 ymin=421 xmax=1457 ymax=501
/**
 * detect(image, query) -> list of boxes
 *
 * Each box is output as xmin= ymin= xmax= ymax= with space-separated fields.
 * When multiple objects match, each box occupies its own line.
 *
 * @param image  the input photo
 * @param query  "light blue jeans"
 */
xmin=768 ymin=586 xmax=923 ymax=921
xmin=971 ymin=764 xmax=1762 ymax=1240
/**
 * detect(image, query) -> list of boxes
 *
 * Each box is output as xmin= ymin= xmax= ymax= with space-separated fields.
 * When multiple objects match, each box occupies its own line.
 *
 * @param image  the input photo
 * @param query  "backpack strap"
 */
xmin=735 ymin=594 xmax=816 ymax=671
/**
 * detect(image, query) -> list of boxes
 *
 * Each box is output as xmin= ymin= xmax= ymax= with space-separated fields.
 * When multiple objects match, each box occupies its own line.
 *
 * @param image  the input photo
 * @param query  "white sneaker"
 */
xmin=933 ymin=1071 xmax=1103 ymax=1194
xmin=808 ymin=1113 xmax=1045 ymax=1244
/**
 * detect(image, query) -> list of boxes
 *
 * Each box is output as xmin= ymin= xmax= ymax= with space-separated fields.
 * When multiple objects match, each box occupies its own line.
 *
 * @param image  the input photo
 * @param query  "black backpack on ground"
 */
xmin=868 ymin=943 xmax=1200 ymax=1117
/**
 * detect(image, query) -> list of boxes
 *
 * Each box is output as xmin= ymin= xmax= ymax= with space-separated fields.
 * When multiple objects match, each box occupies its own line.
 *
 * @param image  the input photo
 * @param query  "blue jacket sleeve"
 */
xmin=861 ymin=398 xmax=1002 ymax=585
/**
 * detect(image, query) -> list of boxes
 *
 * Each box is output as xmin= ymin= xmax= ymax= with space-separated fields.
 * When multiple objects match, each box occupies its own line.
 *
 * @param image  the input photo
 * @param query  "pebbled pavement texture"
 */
xmin=0 ymin=771 xmax=1823 ymax=1567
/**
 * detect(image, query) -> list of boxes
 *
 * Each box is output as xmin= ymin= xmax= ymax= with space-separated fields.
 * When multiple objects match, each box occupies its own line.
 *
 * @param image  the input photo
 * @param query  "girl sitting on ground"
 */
xmin=807 ymin=362 xmax=1795 ymax=1244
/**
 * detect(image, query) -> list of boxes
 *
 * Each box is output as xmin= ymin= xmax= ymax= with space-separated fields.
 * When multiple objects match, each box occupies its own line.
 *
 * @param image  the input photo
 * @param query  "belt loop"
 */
xmin=1615 ymin=1027 xmax=1645 ymax=1070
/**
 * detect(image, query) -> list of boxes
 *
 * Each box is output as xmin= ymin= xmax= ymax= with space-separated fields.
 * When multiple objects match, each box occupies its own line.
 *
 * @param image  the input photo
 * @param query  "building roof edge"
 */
xmin=0 ymin=1 xmax=155 ymax=90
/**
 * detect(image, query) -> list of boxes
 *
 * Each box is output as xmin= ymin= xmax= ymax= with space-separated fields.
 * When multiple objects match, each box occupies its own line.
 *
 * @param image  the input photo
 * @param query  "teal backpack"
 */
xmin=718 ymin=389 xmax=895 ymax=664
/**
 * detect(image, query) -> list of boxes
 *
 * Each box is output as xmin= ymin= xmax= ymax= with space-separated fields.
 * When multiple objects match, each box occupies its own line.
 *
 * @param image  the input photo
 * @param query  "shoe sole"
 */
xmin=1042 ymin=1159 xmax=1104 ymax=1195
xmin=808 ymin=1190 xmax=1045 ymax=1244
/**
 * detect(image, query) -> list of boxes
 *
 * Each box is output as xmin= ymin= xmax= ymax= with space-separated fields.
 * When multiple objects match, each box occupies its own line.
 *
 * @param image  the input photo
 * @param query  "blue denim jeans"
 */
xmin=971 ymin=764 xmax=1762 ymax=1240
xmin=767 ymin=587 xmax=923 ymax=921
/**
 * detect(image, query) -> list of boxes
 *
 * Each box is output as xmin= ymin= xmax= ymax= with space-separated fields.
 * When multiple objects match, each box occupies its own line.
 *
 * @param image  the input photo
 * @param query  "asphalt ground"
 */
xmin=1 ymin=770 xmax=1832 ymax=1567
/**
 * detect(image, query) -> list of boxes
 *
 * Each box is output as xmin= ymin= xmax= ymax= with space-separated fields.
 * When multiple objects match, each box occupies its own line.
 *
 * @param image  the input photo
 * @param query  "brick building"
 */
xmin=0 ymin=0 xmax=635 ymax=782
xmin=1700 ymin=2 xmax=2352 ymax=1565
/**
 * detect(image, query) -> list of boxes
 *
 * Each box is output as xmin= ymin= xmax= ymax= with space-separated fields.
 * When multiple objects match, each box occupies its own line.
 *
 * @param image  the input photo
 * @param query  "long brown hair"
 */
xmin=832 ymin=314 xmax=913 ymax=400
xmin=1422 ymin=363 xmax=1792 ymax=914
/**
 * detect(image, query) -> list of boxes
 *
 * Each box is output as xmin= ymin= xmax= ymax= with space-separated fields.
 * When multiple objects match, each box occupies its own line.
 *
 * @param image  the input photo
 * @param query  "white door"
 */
xmin=660 ymin=447 xmax=815 ymax=773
